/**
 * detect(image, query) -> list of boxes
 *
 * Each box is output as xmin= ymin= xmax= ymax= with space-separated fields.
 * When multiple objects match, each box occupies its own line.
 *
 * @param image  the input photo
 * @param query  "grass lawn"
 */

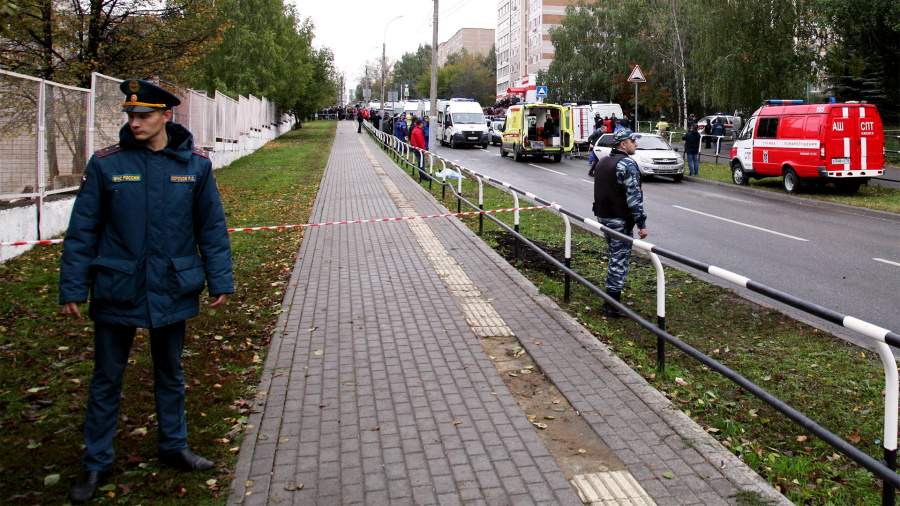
xmin=0 ymin=120 xmax=335 ymax=504
xmin=382 ymin=140 xmax=894 ymax=504
xmin=693 ymin=162 xmax=900 ymax=214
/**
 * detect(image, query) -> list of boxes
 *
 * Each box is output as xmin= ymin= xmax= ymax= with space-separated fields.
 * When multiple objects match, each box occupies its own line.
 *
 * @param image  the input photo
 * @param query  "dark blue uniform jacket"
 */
xmin=59 ymin=122 xmax=233 ymax=328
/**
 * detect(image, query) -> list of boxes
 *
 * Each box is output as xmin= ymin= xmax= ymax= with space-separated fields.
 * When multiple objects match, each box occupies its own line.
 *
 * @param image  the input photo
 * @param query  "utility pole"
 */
xmin=380 ymin=42 xmax=387 ymax=122
xmin=428 ymin=0 xmax=439 ymax=149
xmin=380 ymin=16 xmax=405 ymax=129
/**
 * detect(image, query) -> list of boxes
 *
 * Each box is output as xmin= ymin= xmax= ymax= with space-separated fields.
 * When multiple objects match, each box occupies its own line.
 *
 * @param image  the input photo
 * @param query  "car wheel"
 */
xmin=500 ymin=146 xmax=508 ymax=157
xmin=731 ymin=163 xmax=749 ymax=186
xmin=552 ymin=153 xmax=562 ymax=163
xmin=672 ymin=174 xmax=683 ymax=182
xmin=481 ymin=143 xmax=488 ymax=149
xmin=514 ymin=145 xmax=524 ymax=162
xmin=450 ymin=137 xmax=457 ymax=149
xmin=783 ymin=167 xmax=800 ymax=194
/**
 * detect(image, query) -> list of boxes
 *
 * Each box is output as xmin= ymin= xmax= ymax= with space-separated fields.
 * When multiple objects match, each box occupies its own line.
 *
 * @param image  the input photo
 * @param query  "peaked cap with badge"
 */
xmin=120 ymin=78 xmax=182 ymax=112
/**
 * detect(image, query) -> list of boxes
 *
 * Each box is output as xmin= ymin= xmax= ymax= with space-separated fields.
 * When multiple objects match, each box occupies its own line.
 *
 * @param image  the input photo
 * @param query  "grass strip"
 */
xmin=382 ymin=141 xmax=892 ymax=504
xmin=691 ymin=161 xmax=900 ymax=214
xmin=0 ymin=121 xmax=335 ymax=504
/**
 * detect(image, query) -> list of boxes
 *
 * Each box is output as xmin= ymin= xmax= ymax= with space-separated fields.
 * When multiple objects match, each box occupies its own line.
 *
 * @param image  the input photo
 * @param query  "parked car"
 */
xmin=697 ymin=114 xmax=742 ymax=136
xmin=592 ymin=133 xmax=684 ymax=181
xmin=489 ymin=119 xmax=505 ymax=146
xmin=730 ymin=99 xmax=884 ymax=193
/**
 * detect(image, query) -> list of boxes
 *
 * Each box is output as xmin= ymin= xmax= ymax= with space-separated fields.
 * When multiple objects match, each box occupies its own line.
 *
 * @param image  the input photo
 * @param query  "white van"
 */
xmin=437 ymin=98 xmax=489 ymax=149
xmin=403 ymin=100 xmax=424 ymax=120
xmin=590 ymin=102 xmax=624 ymax=121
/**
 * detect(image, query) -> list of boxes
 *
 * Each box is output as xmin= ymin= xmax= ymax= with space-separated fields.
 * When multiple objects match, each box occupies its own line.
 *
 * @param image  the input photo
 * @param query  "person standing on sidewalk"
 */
xmin=592 ymin=128 xmax=648 ymax=317
xmin=356 ymin=107 xmax=364 ymax=133
xmin=409 ymin=118 xmax=427 ymax=180
xmin=59 ymin=79 xmax=233 ymax=502
xmin=683 ymin=124 xmax=701 ymax=176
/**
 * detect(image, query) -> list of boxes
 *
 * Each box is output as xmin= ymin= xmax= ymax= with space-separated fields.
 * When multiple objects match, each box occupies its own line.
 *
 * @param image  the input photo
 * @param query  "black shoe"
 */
xmin=159 ymin=448 xmax=214 ymax=471
xmin=602 ymin=290 xmax=623 ymax=318
xmin=70 ymin=470 xmax=107 ymax=503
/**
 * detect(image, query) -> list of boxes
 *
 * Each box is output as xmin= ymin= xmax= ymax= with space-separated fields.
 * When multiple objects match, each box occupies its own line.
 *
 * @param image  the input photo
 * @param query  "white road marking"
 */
xmin=874 ymin=258 xmax=900 ymax=268
xmin=581 ymin=179 xmax=594 ymax=184
xmin=528 ymin=163 xmax=566 ymax=175
xmin=686 ymin=191 xmax=755 ymax=205
xmin=672 ymin=205 xmax=809 ymax=242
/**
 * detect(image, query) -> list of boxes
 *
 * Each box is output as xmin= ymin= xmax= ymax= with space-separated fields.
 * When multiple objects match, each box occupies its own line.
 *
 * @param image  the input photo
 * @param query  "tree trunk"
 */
xmin=670 ymin=0 xmax=689 ymax=130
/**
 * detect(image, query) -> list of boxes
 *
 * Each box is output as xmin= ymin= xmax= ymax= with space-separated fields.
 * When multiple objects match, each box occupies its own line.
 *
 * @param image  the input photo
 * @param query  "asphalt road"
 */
xmin=429 ymin=142 xmax=900 ymax=350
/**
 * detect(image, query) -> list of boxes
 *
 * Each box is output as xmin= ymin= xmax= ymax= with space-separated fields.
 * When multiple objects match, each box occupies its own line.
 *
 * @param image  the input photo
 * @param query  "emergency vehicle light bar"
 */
xmin=765 ymin=99 xmax=806 ymax=105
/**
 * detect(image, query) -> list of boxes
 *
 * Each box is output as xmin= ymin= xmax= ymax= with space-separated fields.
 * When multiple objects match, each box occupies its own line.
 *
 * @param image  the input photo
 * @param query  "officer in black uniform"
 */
xmin=60 ymin=79 xmax=234 ymax=502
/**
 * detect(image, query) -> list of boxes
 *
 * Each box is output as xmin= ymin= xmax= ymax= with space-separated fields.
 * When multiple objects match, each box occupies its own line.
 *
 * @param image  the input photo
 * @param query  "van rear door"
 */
xmin=827 ymin=106 xmax=858 ymax=173
xmin=859 ymin=105 xmax=884 ymax=172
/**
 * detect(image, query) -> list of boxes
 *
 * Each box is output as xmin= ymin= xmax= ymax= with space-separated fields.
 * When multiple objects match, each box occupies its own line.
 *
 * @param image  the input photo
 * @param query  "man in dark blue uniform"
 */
xmin=59 ymin=79 xmax=233 ymax=502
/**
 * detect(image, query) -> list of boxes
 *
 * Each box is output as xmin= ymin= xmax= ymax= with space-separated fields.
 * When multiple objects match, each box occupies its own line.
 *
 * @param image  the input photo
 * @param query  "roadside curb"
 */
xmin=684 ymin=174 xmax=900 ymax=221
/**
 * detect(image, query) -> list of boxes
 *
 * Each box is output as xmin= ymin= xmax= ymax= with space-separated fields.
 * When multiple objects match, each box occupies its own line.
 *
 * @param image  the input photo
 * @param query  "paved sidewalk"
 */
xmin=229 ymin=122 xmax=789 ymax=505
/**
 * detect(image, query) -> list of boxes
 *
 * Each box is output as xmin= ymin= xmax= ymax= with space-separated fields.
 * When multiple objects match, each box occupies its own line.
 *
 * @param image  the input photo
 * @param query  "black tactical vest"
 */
xmin=592 ymin=152 xmax=630 ymax=221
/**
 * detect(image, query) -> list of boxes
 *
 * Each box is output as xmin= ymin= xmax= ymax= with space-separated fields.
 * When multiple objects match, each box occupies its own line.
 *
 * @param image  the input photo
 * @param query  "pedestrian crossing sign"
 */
xmin=536 ymin=85 xmax=548 ymax=98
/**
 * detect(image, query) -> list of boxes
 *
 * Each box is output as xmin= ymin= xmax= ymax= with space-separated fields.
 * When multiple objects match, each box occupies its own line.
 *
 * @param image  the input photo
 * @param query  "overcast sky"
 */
xmin=295 ymin=0 xmax=496 ymax=89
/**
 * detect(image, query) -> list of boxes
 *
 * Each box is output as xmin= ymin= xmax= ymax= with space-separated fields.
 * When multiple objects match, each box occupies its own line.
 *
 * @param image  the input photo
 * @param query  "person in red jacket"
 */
xmin=409 ymin=118 xmax=427 ymax=180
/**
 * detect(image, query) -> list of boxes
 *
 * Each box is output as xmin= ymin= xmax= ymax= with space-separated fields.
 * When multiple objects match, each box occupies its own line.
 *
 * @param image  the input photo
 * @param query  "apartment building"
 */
xmin=496 ymin=0 xmax=578 ymax=97
xmin=437 ymin=28 xmax=496 ymax=67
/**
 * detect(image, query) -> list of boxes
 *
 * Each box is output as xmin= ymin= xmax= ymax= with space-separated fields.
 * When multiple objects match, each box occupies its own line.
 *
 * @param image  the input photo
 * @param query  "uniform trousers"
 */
xmin=600 ymin=218 xmax=634 ymax=293
xmin=82 ymin=320 xmax=187 ymax=471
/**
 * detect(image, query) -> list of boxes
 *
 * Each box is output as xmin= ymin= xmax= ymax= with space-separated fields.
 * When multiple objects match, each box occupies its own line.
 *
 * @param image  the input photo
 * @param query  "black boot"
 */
xmin=70 ymin=470 xmax=107 ymax=503
xmin=602 ymin=290 xmax=623 ymax=318
xmin=159 ymin=448 xmax=214 ymax=471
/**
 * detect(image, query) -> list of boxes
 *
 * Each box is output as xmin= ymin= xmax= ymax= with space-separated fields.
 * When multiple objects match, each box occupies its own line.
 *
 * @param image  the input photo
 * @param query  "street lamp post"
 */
xmin=381 ymin=15 xmax=404 ymax=130
xmin=429 ymin=0 xmax=439 ymax=149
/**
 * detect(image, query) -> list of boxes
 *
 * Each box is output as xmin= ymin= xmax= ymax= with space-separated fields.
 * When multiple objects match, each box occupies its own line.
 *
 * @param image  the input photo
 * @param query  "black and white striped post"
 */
xmin=560 ymin=207 xmax=572 ymax=303
xmin=507 ymin=183 xmax=520 ymax=260
xmin=427 ymin=152 xmax=434 ymax=191
xmin=455 ymin=164 xmax=463 ymax=214
xmin=476 ymin=176 xmax=484 ymax=236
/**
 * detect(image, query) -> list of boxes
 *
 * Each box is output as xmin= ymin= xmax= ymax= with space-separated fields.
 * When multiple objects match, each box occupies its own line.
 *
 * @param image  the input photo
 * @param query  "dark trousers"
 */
xmin=82 ymin=321 xmax=187 ymax=471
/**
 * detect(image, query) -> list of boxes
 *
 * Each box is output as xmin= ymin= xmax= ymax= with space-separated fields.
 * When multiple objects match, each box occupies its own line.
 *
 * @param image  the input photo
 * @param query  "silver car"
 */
xmin=592 ymin=133 xmax=685 ymax=181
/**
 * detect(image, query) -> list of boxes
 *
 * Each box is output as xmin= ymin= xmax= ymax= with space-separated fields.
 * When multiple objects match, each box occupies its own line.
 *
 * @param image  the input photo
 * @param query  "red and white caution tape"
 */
xmin=0 ymin=204 xmax=554 ymax=247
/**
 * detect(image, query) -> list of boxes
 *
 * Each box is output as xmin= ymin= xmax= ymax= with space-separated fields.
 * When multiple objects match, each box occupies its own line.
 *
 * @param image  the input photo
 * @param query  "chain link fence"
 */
xmin=1 ymin=69 xmax=293 ymax=201
xmin=0 ymin=69 xmax=296 ymax=255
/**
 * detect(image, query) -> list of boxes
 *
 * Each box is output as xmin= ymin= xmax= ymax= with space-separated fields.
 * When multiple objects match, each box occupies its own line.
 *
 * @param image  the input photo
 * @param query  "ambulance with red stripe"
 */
xmin=729 ymin=99 xmax=885 ymax=194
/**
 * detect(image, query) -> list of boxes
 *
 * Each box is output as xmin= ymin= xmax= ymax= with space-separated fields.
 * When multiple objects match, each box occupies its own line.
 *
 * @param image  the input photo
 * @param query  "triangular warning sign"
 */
xmin=627 ymin=65 xmax=646 ymax=83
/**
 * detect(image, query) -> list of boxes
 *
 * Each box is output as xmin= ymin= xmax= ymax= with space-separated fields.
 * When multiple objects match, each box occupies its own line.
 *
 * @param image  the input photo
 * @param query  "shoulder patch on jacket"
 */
xmin=94 ymin=144 xmax=122 ymax=159
xmin=192 ymin=147 xmax=210 ymax=159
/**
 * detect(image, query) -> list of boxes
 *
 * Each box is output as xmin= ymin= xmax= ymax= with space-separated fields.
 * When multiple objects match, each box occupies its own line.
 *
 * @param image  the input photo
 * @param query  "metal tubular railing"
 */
xmin=362 ymin=122 xmax=900 ymax=501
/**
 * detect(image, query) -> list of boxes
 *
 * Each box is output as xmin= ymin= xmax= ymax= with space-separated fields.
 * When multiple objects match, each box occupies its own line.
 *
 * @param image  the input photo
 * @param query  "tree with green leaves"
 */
xmin=542 ymin=0 xmax=820 ymax=123
xmin=414 ymin=49 xmax=496 ymax=105
xmin=0 ymin=0 xmax=222 ymax=86
xmin=390 ymin=44 xmax=432 ymax=99
xmin=187 ymin=1 xmax=337 ymax=119
xmin=816 ymin=0 xmax=900 ymax=121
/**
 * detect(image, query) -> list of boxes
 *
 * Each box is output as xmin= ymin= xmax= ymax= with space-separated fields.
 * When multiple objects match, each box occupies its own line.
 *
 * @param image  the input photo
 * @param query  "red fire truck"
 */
xmin=730 ymin=100 xmax=885 ymax=194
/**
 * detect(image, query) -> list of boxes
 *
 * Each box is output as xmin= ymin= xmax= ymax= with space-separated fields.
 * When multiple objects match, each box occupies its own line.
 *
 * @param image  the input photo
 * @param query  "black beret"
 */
xmin=120 ymin=79 xmax=181 ymax=112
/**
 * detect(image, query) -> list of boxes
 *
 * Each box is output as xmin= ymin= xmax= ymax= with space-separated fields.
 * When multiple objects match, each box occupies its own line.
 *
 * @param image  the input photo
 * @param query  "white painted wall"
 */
xmin=0 ymin=119 xmax=296 ymax=263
